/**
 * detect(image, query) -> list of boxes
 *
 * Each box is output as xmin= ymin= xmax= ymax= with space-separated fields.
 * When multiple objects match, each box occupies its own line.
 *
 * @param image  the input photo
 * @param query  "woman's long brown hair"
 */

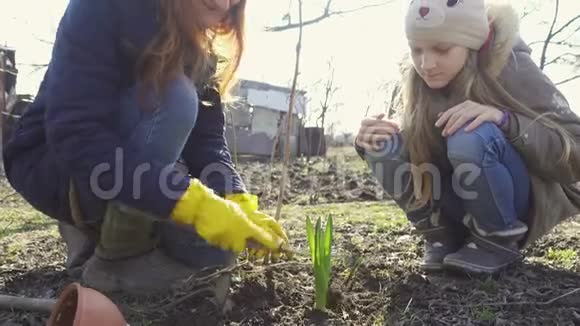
xmin=136 ymin=0 xmax=246 ymax=102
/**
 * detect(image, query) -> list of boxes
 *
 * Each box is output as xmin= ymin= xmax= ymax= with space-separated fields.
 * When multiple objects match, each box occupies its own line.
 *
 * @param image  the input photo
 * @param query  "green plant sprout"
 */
xmin=306 ymin=215 xmax=334 ymax=312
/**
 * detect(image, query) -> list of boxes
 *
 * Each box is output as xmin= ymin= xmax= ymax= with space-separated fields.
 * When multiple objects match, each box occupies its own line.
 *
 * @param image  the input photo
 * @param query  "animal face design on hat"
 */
xmin=406 ymin=0 xmax=489 ymax=50
xmin=408 ymin=0 xmax=464 ymax=27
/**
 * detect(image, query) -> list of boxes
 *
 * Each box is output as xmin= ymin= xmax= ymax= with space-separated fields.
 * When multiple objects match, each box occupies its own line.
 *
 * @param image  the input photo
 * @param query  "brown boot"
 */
xmin=81 ymin=202 xmax=196 ymax=295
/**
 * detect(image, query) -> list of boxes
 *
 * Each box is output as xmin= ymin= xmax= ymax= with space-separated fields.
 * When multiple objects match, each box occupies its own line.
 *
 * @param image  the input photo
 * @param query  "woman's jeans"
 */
xmin=118 ymin=76 xmax=234 ymax=268
xmin=362 ymin=122 xmax=531 ymax=234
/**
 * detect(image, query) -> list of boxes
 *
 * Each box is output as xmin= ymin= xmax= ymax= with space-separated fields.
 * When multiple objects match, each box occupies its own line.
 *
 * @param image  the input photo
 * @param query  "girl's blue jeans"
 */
xmin=362 ymin=122 xmax=531 ymax=233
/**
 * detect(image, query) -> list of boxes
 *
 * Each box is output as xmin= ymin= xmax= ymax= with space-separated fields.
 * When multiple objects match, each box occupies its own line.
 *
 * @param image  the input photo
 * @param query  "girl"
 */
xmin=2 ymin=0 xmax=289 ymax=294
xmin=356 ymin=0 xmax=580 ymax=274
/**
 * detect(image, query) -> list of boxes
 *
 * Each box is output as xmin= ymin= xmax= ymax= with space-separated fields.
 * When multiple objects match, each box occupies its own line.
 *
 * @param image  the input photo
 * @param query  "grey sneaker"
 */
xmin=414 ymin=212 xmax=468 ymax=272
xmin=443 ymin=217 xmax=528 ymax=274
xmin=418 ymin=226 xmax=466 ymax=271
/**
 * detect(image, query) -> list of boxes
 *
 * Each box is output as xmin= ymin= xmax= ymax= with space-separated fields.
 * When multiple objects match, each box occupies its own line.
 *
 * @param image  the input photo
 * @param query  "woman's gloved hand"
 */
xmin=225 ymin=193 xmax=291 ymax=260
xmin=171 ymin=178 xmax=285 ymax=254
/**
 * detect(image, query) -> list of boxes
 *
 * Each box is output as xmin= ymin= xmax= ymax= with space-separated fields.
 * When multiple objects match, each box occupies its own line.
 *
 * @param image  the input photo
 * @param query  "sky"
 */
xmin=1 ymin=0 xmax=579 ymax=135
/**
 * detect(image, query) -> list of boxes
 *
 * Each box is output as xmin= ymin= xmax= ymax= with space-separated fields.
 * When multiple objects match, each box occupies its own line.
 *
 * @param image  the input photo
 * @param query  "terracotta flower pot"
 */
xmin=46 ymin=283 xmax=127 ymax=326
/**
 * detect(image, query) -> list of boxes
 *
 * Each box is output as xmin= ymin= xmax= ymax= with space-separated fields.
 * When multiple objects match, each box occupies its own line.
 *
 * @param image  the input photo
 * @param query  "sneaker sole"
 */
xmin=442 ymin=256 xmax=512 ymax=274
xmin=420 ymin=262 xmax=444 ymax=272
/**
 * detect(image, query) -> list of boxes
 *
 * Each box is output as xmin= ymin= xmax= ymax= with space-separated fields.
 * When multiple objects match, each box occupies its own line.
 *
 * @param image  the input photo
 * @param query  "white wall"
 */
xmin=246 ymin=88 xmax=306 ymax=116
xmin=251 ymin=107 xmax=280 ymax=138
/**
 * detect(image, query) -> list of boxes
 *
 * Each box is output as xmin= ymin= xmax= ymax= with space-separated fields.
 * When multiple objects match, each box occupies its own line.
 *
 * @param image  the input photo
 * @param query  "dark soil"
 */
xmin=236 ymin=156 xmax=386 ymax=207
xmin=2 ymin=215 xmax=580 ymax=326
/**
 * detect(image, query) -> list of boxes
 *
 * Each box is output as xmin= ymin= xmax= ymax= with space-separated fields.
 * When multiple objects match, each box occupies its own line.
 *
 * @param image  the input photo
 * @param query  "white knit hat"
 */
xmin=405 ymin=0 xmax=490 ymax=50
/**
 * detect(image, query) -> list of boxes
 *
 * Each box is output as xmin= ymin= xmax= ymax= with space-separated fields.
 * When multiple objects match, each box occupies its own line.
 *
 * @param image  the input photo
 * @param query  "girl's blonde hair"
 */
xmin=136 ymin=0 xmax=246 ymax=102
xmin=397 ymin=49 xmax=575 ymax=209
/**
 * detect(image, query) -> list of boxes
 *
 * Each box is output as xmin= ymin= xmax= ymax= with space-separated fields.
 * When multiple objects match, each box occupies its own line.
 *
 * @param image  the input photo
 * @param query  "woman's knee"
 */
xmin=158 ymin=75 xmax=199 ymax=128
xmin=120 ymin=75 xmax=199 ymax=136
xmin=446 ymin=122 xmax=503 ymax=165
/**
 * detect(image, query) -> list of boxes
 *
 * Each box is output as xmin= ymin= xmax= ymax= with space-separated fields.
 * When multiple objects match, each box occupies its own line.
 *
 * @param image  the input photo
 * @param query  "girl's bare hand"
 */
xmin=356 ymin=113 xmax=400 ymax=152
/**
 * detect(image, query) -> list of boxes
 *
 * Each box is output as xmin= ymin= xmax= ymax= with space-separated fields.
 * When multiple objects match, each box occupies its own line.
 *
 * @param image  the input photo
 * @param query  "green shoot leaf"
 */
xmin=306 ymin=217 xmax=315 ymax=263
xmin=306 ymin=215 xmax=334 ymax=312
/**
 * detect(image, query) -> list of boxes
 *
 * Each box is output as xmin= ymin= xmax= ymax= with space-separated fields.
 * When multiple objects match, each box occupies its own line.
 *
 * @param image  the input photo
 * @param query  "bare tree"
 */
xmin=265 ymin=0 xmax=393 ymax=32
xmin=383 ymin=81 xmax=401 ymax=120
xmin=275 ymin=0 xmax=304 ymax=220
xmin=519 ymin=0 xmax=541 ymax=21
xmin=316 ymin=60 xmax=340 ymax=155
xmin=526 ymin=0 xmax=580 ymax=86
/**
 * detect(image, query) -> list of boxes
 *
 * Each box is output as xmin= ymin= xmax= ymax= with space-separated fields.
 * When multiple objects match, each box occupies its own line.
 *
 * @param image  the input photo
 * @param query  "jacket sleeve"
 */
xmin=499 ymin=50 xmax=580 ymax=184
xmin=45 ymin=0 xmax=190 ymax=217
xmin=181 ymin=87 xmax=246 ymax=195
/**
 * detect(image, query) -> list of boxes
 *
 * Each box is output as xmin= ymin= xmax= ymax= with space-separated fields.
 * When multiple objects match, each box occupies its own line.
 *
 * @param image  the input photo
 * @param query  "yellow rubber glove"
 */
xmin=171 ymin=179 xmax=283 ymax=253
xmin=225 ymin=193 xmax=291 ymax=260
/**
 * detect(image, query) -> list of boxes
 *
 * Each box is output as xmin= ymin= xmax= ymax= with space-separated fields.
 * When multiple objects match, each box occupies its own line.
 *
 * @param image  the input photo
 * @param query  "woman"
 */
xmin=2 ymin=0 xmax=289 ymax=294
xmin=355 ymin=0 xmax=580 ymax=274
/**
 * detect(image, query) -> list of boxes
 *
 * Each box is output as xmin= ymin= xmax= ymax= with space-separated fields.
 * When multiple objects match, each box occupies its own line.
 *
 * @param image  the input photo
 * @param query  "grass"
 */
xmin=267 ymin=201 xmax=408 ymax=261
xmin=270 ymin=201 xmax=408 ymax=235
xmin=326 ymin=146 xmax=370 ymax=174
xmin=0 ymin=208 xmax=56 ymax=240
xmin=472 ymin=306 xmax=496 ymax=322
xmin=479 ymin=277 xmax=499 ymax=295
xmin=545 ymin=248 xmax=578 ymax=270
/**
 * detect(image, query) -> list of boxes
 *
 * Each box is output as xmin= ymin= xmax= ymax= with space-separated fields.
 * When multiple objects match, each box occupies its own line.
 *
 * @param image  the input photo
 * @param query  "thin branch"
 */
xmin=550 ymin=14 xmax=580 ymax=40
xmin=558 ymin=24 xmax=580 ymax=43
xmin=555 ymin=74 xmax=580 ymax=86
xmin=150 ymin=261 xmax=311 ymax=313
xmin=323 ymin=0 xmax=332 ymax=15
xmin=528 ymin=40 xmax=580 ymax=48
xmin=151 ymin=263 xmax=243 ymax=312
xmin=540 ymin=0 xmax=560 ymax=70
xmin=337 ymin=2 xmax=391 ymax=16
xmin=275 ymin=0 xmax=304 ymax=220
xmin=386 ymin=82 xmax=400 ymax=119
xmin=34 ymin=37 xmax=55 ymax=46
xmin=266 ymin=13 xmax=331 ymax=32
xmin=519 ymin=5 xmax=537 ymax=21
xmin=265 ymin=1 xmax=391 ymax=32
xmin=544 ymin=52 xmax=579 ymax=67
